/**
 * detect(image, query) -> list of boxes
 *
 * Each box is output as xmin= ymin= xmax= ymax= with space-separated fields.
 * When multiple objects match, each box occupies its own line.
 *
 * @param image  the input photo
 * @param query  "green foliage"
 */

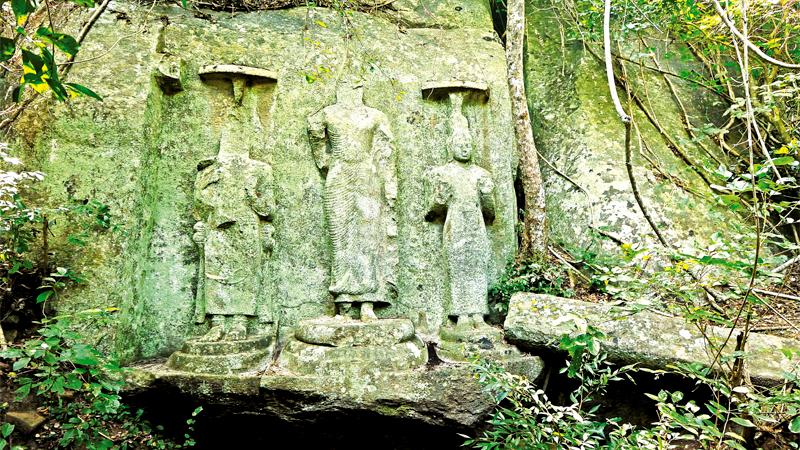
xmin=2 ymin=0 xmax=101 ymax=101
xmin=0 ymin=148 xmax=113 ymax=316
xmin=489 ymin=258 xmax=574 ymax=316
xmin=465 ymin=328 xmax=641 ymax=450
xmin=643 ymin=359 xmax=800 ymax=450
xmin=0 ymin=314 xmax=198 ymax=449
xmin=467 ymin=327 xmax=800 ymax=449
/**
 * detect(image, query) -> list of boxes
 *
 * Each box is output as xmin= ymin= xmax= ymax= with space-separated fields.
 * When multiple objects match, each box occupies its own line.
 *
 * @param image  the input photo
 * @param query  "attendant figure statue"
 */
xmin=427 ymin=92 xmax=496 ymax=332
xmin=193 ymin=113 xmax=275 ymax=341
xmin=308 ymin=83 xmax=396 ymax=321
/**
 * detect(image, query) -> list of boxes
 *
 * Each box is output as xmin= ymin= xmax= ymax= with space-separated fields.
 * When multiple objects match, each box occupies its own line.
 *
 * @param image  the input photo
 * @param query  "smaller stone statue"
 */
xmin=426 ymin=92 xmax=496 ymax=333
xmin=192 ymin=122 xmax=275 ymax=341
xmin=167 ymin=68 xmax=278 ymax=375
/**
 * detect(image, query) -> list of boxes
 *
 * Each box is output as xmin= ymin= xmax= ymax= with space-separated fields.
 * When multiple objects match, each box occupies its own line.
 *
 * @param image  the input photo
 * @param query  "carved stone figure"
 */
xmin=308 ymin=83 xmax=397 ymax=321
xmin=192 ymin=76 xmax=276 ymax=342
xmin=427 ymin=92 xmax=496 ymax=332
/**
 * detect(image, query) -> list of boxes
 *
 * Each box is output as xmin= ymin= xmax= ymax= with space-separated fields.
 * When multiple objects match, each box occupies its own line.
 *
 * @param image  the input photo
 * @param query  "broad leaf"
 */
xmin=65 ymin=83 xmax=102 ymax=101
xmin=789 ymin=415 xmax=800 ymax=433
xmin=69 ymin=343 xmax=99 ymax=366
xmin=36 ymin=290 xmax=53 ymax=304
xmin=35 ymin=27 xmax=80 ymax=57
xmin=11 ymin=357 xmax=30 ymax=371
xmin=0 ymin=37 xmax=15 ymax=62
xmin=10 ymin=0 xmax=34 ymax=25
xmin=729 ymin=417 xmax=755 ymax=428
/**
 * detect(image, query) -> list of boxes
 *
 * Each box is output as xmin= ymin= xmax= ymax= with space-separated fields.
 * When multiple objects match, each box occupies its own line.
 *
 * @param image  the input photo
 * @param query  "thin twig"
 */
xmin=603 ymin=0 xmax=630 ymax=124
xmin=711 ymin=0 xmax=800 ymax=69
xmin=61 ymin=0 xmax=112 ymax=78
xmin=752 ymin=288 xmax=800 ymax=303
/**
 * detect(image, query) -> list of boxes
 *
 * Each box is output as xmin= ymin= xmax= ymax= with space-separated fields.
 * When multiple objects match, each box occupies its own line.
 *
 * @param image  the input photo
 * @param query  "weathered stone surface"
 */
xmin=5 ymin=411 xmax=46 ymax=434
xmin=295 ymin=317 xmax=414 ymax=347
xmin=278 ymin=335 xmax=428 ymax=375
xmin=167 ymin=335 xmax=272 ymax=374
xmin=15 ymin=0 xmax=517 ymax=361
xmin=129 ymin=355 xmax=544 ymax=428
xmin=525 ymin=0 xmax=750 ymax=258
xmin=505 ymin=293 xmax=800 ymax=385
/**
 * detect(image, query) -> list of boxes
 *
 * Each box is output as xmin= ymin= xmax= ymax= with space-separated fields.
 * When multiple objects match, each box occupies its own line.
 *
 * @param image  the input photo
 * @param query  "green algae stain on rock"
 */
xmin=524 ymin=0 xmax=750 ymax=259
xmin=13 ymin=1 xmax=517 ymax=362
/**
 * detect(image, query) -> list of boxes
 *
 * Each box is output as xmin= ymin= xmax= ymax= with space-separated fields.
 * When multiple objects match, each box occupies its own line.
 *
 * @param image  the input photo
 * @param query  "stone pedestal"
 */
xmin=167 ymin=335 xmax=272 ymax=374
xmin=278 ymin=318 xmax=427 ymax=376
xmin=437 ymin=323 xmax=541 ymax=381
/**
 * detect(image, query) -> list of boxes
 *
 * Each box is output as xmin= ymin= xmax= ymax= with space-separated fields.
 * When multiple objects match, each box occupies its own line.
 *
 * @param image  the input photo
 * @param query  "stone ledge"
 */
xmin=126 ymin=356 xmax=543 ymax=428
xmin=504 ymin=293 xmax=800 ymax=385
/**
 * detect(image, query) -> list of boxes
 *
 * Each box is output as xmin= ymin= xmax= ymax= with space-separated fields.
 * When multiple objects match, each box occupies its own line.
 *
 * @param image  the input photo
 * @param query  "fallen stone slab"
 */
xmin=504 ymin=293 xmax=800 ymax=385
xmin=5 ymin=411 xmax=46 ymax=434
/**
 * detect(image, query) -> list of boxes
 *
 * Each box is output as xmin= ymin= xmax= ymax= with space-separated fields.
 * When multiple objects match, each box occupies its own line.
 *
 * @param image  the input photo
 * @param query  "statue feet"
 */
xmin=454 ymin=314 xmax=493 ymax=332
xmin=197 ymin=316 xmax=225 ymax=342
xmin=166 ymin=314 xmax=272 ymax=374
xmin=227 ymin=315 xmax=248 ymax=341
xmin=360 ymin=302 xmax=378 ymax=321
xmin=454 ymin=315 xmax=473 ymax=333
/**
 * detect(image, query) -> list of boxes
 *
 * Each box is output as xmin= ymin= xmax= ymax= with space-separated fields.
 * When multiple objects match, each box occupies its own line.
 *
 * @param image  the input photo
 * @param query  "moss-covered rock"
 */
xmin=15 ymin=0 xmax=517 ymax=361
xmin=505 ymin=292 xmax=800 ymax=385
xmin=525 ymin=0 xmax=750 ymax=259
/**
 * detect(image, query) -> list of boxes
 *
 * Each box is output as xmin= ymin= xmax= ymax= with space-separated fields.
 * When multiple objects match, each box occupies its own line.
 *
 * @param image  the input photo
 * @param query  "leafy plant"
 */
xmin=467 ymin=327 xmax=800 ymax=449
xmin=0 ymin=313 xmax=199 ymax=449
xmin=489 ymin=258 xmax=574 ymax=317
xmin=1 ymin=0 xmax=102 ymax=101
xmin=466 ymin=327 xmax=640 ymax=450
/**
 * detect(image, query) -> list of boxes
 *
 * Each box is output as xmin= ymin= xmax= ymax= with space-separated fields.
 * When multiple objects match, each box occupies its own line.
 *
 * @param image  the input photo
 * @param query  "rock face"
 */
xmin=525 ymin=0 xmax=749 ymax=257
xmin=129 ymin=355 xmax=544 ymax=431
xmin=505 ymin=293 xmax=800 ymax=385
xmin=16 ymin=0 xmax=518 ymax=361
xmin=11 ymin=0 xmax=547 ymax=432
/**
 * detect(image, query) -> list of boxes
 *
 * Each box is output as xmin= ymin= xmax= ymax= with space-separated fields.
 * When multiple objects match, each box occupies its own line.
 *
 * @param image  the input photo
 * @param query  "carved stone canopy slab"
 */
xmin=199 ymin=64 xmax=278 ymax=81
xmin=420 ymin=80 xmax=489 ymax=102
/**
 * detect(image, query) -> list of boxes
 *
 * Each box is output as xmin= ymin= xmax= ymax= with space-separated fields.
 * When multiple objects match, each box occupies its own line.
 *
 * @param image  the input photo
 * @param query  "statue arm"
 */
xmin=249 ymin=166 xmax=275 ymax=219
xmin=478 ymin=173 xmax=496 ymax=223
xmin=307 ymin=111 xmax=330 ymax=170
xmin=375 ymin=117 xmax=397 ymax=207
xmin=425 ymin=169 xmax=450 ymax=221
xmin=192 ymin=221 xmax=207 ymax=324
xmin=256 ymin=223 xmax=275 ymax=324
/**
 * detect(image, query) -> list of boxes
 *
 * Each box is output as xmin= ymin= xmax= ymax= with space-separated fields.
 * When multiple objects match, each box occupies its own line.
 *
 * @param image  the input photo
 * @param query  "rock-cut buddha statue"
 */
xmin=307 ymin=83 xmax=397 ymax=321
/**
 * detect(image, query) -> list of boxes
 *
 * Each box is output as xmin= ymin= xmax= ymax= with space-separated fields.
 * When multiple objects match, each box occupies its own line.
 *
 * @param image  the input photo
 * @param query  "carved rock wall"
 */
xmin=525 ymin=0 xmax=752 ymax=257
xmin=14 ymin=0 xmax=517 ymax=360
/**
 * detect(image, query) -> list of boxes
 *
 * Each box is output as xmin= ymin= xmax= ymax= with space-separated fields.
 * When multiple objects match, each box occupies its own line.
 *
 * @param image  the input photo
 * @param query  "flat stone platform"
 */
xmin=128 ymin=354 xmax=544 ymax=429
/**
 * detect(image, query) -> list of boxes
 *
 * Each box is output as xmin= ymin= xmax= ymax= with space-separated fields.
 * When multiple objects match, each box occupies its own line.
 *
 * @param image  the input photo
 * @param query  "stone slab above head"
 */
xmin=198 ymin=64 xmax=279 ymax=81
xmin=421 ymin=79 xmax=490 ymax=102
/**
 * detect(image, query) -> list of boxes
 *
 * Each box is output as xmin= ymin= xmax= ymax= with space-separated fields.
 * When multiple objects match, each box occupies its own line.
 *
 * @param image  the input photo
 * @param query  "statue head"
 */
xmin=448 ymin=92 xmax=473 ymax=163
xmin=335 ymin=81 xmax=364 ymax=106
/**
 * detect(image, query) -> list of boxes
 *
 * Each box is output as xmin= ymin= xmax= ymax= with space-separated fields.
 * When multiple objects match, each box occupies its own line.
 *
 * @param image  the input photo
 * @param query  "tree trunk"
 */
xmin=506 ymin=0 xmax=547 ymax=258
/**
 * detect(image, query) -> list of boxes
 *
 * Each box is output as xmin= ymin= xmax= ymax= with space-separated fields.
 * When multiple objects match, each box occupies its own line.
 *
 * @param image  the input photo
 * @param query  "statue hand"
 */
xmin=433 ymin=181 xmax=451 ymax=205
xmin=263 ymin=224 xmax=275 ymax=252
xmin=478 ymin=176 xmax=494 ymax=195
xmin=192 ymin=222 xmax=207 ymax=244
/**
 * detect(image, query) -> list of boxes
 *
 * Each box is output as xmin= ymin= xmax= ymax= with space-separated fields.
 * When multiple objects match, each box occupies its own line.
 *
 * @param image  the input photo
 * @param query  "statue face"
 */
xmin=453 ymin=140 xmax=471 ymax=162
